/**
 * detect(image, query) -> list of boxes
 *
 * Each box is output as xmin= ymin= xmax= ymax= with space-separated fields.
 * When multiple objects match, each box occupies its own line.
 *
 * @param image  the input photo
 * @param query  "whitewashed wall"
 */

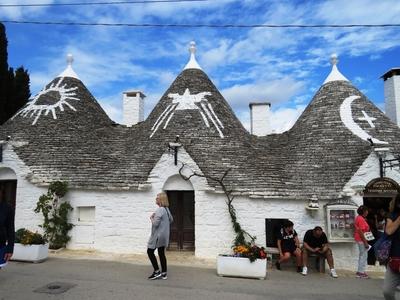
xmin=3 ymin=143 xmax=395 ymax=270
xmin=0 ymin=142 xmax=46 ymax=232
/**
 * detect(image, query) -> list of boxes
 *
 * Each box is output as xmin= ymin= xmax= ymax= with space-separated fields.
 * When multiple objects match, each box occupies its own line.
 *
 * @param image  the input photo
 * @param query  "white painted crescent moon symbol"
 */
xmin=340 ymin=95 xmax=388 ymax=144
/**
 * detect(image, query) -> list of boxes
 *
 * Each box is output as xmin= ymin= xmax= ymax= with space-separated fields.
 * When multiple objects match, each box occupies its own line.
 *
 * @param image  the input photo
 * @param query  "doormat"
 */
xmin=34 ymin=282 xmax=76 ymax=294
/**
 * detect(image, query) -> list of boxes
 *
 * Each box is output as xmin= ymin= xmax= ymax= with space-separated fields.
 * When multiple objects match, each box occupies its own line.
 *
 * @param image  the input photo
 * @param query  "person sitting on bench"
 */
xmin=275 ymin=220 xmax=302 ymax=272
xmin=302 ymin=226 xmax=338 ymax=278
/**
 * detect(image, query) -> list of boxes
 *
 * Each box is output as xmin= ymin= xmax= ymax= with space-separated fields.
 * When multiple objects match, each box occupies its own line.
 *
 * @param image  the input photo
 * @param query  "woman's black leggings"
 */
xmin=147 ymin=247 xmax=167 ymax=272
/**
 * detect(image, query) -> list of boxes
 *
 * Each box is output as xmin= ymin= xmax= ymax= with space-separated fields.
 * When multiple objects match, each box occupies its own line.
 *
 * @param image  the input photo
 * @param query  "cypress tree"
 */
xmin=0 ymin=23 xmax=31 ymax=125
xmin=12 ymin=67 xmax=30 ymax=116
xmin=0 ymin=23 xmax=9 ymax=124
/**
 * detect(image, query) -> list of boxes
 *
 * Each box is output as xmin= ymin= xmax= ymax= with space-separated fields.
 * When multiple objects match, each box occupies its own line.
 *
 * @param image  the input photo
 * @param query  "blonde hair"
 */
xmin=158 ymin=192 xmax=169 ymax=207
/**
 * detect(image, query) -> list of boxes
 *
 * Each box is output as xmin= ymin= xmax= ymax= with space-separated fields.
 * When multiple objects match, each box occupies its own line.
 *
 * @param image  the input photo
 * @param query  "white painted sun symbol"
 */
xmin=13 ymin=77 xmax=80 ymax=125
xmin=150 ymin=88 xmax=225 ymax=138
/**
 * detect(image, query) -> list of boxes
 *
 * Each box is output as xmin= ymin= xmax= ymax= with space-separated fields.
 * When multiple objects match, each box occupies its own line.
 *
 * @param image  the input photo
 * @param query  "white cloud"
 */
xmin=101 ymin=101 xmax=122 ymax=123
xmin=269 ymin=105 xmax=306 ymax=133
xmin=237 ymin=104 xmax=306 ymax=133
xmin=221 ymin=78 xmax=306 ymax=111
xmin=0 ymin=0 xmax=54 ymax=19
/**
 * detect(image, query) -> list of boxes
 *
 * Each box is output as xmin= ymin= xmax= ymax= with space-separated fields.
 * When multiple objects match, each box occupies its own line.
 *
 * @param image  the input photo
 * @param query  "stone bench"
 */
xmin=266 ymin=246 xmax=325 ymax=273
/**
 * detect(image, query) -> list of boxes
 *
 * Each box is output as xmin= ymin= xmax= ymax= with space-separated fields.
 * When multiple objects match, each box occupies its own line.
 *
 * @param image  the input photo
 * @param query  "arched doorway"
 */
xmin=363 ymin=177 xmax=400 ymax=265
xmin=0 ymin=167 xmax=17 ymax=210
xmin=163 ymin=175 xmax=195 ymax=251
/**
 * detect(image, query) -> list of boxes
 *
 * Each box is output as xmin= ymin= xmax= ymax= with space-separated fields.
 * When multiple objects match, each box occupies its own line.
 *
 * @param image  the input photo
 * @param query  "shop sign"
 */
xmin=364 ymin=178 xmax=400 ymax=194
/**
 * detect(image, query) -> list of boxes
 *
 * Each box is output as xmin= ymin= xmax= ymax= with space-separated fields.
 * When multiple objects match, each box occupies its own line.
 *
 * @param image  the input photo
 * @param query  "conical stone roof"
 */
xmin=2 ymin=50 xmax=400 ymax=198
xmin=0 ymin=55 xmax=122 ymax=188
xmin=282 ymin=59 xmax=400 ymax=200
xmin=140 ymin=46 xmax=278 ymax=192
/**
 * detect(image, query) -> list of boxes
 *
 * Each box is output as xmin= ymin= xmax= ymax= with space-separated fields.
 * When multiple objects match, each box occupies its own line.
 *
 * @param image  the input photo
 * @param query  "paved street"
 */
xmin=1 ymin=254 xmax=386 ymax=300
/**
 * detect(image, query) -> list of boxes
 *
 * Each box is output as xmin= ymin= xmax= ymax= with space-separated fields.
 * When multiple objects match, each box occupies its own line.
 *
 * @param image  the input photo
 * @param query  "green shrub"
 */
xmin=34 ymin=181 xmax=73 ymax=249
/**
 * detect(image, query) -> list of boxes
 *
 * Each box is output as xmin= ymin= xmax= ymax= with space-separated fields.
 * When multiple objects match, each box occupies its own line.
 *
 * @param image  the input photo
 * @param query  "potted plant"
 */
xmin=217 ymin=243 xmax=267 ymax=279
xmin=12 ymin=228 xmax=49 ymax=263
xmin=34 ymin=181 xmax=73 ymax=250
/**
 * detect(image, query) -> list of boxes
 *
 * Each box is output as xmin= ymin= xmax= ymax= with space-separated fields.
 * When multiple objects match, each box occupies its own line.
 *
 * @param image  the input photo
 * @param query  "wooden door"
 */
xmin=167 ymin=191 xmax=195 ymax=251
xmin=0 ymin=180 xmax=17 ymax=210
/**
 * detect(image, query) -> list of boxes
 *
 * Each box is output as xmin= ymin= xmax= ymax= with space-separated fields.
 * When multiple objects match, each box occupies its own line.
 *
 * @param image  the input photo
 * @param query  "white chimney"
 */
xmin=382 ymin=68 xmax=400 ymax=127
xmin=249 ymin=102 xmax=271 ymax=136
xmin=123 ymin=90 xmax=146 ymax=127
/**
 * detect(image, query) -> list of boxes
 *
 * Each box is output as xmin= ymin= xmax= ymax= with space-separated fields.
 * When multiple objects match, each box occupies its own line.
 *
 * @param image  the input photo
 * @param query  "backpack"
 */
xmin=374 ymin=233 xmax=392 ymax=264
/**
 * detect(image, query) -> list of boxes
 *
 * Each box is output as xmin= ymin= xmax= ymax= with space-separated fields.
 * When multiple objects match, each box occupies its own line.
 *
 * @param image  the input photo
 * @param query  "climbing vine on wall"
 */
xmin=178 ymin=164 xmax=255 ymax=247
xmin=34 ymin=181 xmax=73 ymax=249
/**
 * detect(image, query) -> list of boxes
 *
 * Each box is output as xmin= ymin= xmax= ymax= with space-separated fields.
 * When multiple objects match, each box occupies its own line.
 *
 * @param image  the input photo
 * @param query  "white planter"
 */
xmin=217 ymin=255 xmax=267 ymax=279
xmin=12 ymin=243 xmax=49 ymax=263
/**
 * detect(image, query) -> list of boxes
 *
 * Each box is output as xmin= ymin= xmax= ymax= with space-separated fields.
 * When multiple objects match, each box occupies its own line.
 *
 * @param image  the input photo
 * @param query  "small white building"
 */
xmin=1 ymin=44 xmax=400 ymax=270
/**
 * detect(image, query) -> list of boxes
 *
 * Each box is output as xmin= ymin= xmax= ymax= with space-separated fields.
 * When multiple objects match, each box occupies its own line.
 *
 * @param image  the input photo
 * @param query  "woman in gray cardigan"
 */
xmin=147 ymin=192 xmax=173 ymax=280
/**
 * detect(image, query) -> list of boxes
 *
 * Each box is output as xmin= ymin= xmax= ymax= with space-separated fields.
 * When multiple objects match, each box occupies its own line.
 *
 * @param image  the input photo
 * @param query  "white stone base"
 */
xmin=217 ymin=255 xmax=267 ymax=279
xmin=12 ymin=243 xmax=49 ymax=263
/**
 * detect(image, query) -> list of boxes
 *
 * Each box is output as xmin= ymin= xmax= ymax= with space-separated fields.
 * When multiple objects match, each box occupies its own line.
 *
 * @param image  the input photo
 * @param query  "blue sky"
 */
xmin=2 ymin=0 xmax=400 ymax=132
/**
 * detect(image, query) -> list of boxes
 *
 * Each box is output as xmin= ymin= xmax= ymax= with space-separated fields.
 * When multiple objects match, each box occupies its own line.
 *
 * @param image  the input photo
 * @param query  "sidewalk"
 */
xmin=51 ymin=249 xmax=216 ymax=269
xmin=51 ymin=249 xmax=385 ymax=279
xmin=0 ymin=251 xmax=386 ymax=300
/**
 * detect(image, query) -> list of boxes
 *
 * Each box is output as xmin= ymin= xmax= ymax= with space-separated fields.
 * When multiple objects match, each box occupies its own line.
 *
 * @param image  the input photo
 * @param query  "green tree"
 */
xmin=0 ymin=23 xmax=30 ymax=125
xmin=11 ymin=67 xmax=30 ymax=117
xmin=0 ymin=23 xmax=10 ymax=125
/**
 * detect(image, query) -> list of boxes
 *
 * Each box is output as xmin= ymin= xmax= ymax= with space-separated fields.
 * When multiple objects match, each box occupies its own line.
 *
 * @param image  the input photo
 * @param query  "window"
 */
xmin=78 ymin=206 xmax=95 ymax=222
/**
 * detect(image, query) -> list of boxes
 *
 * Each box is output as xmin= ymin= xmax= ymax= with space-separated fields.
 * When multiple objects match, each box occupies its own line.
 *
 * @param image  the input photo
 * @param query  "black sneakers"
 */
xmin=148 ymin=271 xmax=161 ymax=280
xmin=161 ymin=272 xmax=167 ymax=280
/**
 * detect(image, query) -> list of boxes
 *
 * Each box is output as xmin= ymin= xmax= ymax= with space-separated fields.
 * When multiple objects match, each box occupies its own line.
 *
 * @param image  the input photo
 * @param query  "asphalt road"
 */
xmin=0 ymin=257 xmax=385 ymax=300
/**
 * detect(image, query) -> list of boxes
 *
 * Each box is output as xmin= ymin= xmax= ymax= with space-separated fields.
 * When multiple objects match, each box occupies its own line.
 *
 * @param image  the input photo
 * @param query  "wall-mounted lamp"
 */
xmin=168 ymin=135 xmax=182 ymax=165
xmin=306 ymin=194 xmax=320 ymax=210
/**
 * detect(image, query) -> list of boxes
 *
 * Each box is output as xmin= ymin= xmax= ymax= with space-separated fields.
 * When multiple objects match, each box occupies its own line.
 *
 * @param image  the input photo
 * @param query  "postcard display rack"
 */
xmin=326 ymin=205 xmax=357 ymax=242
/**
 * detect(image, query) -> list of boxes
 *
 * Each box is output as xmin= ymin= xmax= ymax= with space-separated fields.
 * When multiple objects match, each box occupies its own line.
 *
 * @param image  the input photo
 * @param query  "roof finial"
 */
xmin=184 ymin=41 xmax=202 ymax=70
xmin=330 ymin=53 xmax=338 ymax=66
xmin=67 ymin=53 xmax=74 ymax=66
xmin=57 ymin=53 xmax=80 ymax=79
xmin=189 ymin=41 xmax=196 ymax=55
xmin=323 ymin=53 xmax=348 ymax=84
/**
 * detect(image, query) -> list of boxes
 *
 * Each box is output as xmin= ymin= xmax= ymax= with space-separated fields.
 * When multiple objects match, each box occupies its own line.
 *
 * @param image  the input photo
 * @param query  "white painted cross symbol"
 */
xmin=358 ymin=110 xmax=376 ymax=128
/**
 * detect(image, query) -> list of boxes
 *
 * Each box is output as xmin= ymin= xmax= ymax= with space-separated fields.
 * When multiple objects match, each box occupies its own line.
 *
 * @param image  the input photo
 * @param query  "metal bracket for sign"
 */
xmin=379 ymin=157 xmax=400 ymax=178
xmin=0 ymin=144 xmax=2 ymax=162
xmin=168 ymin=136 xmax=182 ymax=166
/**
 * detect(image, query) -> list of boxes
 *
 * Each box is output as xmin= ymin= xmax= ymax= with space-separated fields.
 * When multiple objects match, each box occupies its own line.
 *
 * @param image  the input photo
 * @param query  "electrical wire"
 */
xmin=1 ymin=20 xmax=400 ymax=28
xmin=0 ymin=0 xmax=208 ymax=7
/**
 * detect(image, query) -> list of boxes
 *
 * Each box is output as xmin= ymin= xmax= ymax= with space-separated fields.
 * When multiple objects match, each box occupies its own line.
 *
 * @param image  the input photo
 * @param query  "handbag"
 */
xmin=374 ymin=233 xmax=392 ymax=264
xmin=389 ymin=257 xmax=400 ymax=273
xmin=364 ymin=231 xmax=375 ymax=241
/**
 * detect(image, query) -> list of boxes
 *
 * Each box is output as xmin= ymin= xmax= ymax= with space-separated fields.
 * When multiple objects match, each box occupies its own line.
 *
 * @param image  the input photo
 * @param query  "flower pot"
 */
xmin=12 ymin=243 xmax=49 ymax=263
xmin=217 ymin=255 xmax=267 ymax=279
